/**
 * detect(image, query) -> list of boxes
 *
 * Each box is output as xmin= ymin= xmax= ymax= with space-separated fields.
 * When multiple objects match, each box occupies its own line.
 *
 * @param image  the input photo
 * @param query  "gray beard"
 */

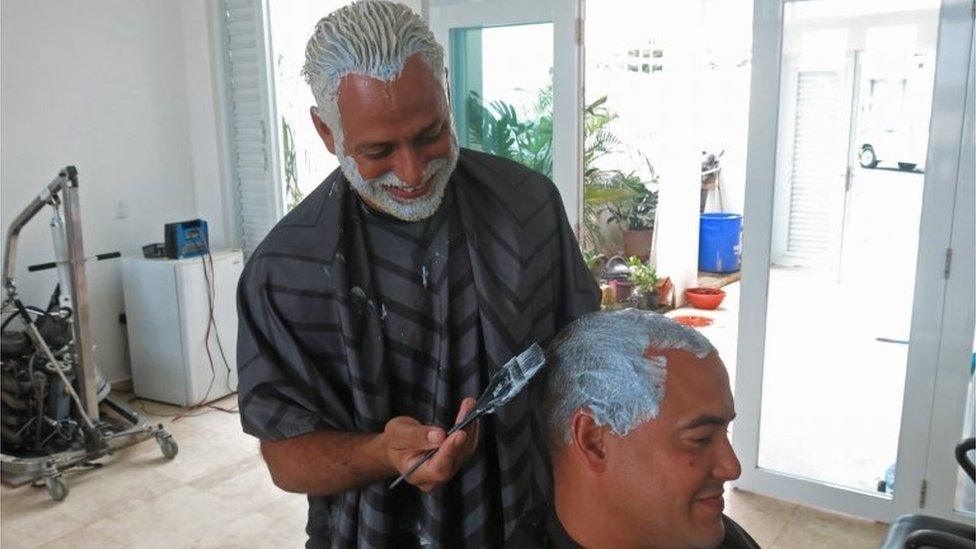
xmin=339 ymin=143 xmax=459 ymax=222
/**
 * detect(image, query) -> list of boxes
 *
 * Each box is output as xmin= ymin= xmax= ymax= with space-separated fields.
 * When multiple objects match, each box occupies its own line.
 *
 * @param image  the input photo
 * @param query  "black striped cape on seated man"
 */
xmin=234 ymin=2 xmax=600 ymax=547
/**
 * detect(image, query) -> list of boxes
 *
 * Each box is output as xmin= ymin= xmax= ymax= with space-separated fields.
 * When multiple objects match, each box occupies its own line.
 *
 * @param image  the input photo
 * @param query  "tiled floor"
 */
xmin=1 ymin=393 xmax=888 ymax=548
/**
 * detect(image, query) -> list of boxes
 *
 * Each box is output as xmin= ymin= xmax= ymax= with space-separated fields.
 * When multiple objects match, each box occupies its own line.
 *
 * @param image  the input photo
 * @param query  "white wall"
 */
xmin=1 ymin=1 xmax=222 ymax=383
xmin=650 ymin=0 xmax=705 ymax=301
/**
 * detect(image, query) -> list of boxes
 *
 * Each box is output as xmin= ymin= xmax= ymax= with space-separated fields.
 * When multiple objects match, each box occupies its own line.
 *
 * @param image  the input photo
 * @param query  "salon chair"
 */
xmin=881 ymin=438 xmax=975 ymax=549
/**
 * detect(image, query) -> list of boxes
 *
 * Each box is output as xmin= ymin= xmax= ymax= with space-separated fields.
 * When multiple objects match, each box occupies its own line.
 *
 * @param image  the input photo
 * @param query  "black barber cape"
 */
xmin=503 ymin=506 xmax=762 ymax=549
xmin=236 ymin=149 xmax=600 ymax=548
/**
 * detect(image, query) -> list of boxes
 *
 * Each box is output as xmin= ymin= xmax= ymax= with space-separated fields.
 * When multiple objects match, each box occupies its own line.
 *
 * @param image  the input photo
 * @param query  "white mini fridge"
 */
xmin=121 ymin=250 xmax=243 ymax=406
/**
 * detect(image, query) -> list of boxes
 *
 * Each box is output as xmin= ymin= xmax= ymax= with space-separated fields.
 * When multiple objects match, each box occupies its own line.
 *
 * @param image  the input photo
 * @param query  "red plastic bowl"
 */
xmin=684 ymin=287 xmax=726 ymax=310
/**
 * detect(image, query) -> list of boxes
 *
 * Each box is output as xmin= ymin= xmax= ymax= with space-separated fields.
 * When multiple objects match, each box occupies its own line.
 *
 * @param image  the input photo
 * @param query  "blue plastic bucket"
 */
xmin=699 ymin=213 xmax=742 ymax=273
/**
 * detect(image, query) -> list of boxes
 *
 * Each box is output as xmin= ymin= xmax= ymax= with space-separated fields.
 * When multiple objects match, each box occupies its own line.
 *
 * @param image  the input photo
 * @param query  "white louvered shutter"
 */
xmin=783 ymin=70 xmax=846 ymax=266
xmin=221 ymin=0 xmax=282 ymax=255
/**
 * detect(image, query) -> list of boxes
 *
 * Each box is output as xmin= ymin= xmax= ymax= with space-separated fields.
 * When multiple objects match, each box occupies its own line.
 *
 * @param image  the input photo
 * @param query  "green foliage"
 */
xmin=282 ymin=118 xmax=303 ymax=212
xmin=466 ymin=85 xmax=637 ymax=253
xmin=466 ymin=90 xmax=553 ymax=178
xmin=604 ymin=172 xmax=659 ymax=231
xmin=627 ymin=255 xmax=659 ymax=291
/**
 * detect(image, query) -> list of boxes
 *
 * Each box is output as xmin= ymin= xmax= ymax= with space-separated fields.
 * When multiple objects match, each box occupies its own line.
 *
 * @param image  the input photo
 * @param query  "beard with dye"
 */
xmin=338 ymin=136 xmax=459 ymax=222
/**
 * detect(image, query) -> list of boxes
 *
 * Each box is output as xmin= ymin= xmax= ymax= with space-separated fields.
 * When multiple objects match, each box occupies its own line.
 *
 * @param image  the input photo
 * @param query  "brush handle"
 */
xmin=388 ymin=410 xmax=481 ymax=489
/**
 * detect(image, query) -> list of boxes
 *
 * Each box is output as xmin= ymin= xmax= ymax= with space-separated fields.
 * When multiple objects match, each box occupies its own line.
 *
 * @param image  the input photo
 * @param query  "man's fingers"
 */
xmin=456 ymin=398 xmax=479 ymax=456
xmin=394 ymin=421 xmax=444 ymax=451
xmin=422 ymin=430 xmax=467 ymax=480
xmin=455 ymin=397 xmax=476 ymax=423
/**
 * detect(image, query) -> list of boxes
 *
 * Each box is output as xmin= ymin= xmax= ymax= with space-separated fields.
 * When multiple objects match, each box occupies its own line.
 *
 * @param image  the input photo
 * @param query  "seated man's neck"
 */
xmin=553 ymin=463 xmax=642 ymax=549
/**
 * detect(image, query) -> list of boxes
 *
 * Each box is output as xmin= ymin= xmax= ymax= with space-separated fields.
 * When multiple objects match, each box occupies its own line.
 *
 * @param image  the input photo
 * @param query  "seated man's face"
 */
xmin=312 ymin=54 xmax=458 ymax=221
xmin=605 ymin=349 xmax=740 ymax=548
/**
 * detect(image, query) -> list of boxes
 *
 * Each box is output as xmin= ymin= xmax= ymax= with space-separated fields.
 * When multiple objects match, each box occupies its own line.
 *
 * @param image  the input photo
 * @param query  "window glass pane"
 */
xmin=451 ymin=23 xmax=554 ymax=178
xmin=757 ymin=0 xmax=940 ymax=496
xmin=269 ymin=0 xmax=346 ymax=211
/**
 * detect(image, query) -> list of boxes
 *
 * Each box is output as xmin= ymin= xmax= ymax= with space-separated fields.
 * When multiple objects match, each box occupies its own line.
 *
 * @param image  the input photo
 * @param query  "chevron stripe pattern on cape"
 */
xmin=236 ymin=149 xmax=600 ymax=548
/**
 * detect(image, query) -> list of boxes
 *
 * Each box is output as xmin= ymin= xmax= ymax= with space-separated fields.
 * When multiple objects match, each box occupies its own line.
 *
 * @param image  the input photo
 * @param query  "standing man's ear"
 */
xmin=311 ymin=106 xmax=337 ymax=154
xmin=570 ymin=408 xmax=610 ymax=473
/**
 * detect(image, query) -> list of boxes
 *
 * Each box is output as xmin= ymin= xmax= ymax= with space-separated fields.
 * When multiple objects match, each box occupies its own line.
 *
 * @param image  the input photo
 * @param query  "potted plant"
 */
xmin=583 ymin=250 xmax=607 ymax=283
xmin=627 ymin=256 xmax=659 ymax=309
xmin=606 ymin=173 xmax=658 ymax=260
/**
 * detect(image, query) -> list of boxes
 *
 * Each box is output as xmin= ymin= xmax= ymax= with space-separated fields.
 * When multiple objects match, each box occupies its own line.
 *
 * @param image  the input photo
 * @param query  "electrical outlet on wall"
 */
xmin=114 ymin=197 xmax=129 ymax=219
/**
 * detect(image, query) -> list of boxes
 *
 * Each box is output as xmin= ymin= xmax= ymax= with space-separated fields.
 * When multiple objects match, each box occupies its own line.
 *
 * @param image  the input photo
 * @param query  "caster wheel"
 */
xmin=46 ymin=476 xmax=68 ymax=501
xmin=157 ymin=435 xmax=179 ymax=459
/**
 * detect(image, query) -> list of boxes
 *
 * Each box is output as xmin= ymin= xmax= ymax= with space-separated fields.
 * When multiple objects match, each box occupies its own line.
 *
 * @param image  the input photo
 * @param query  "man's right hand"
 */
xmin=382 ymin=397 xmax=479 ymax=492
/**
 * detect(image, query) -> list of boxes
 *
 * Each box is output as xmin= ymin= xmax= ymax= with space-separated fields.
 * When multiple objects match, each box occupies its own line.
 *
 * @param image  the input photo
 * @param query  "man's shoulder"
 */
xmin=455 ymin=148 xmax=560 ymax=206
xmin=502 ymin=506 xmax=550 ymax=549
xmin=721 ymin=515 xmax=761 ymax=549
xmin=242 ymin=168 xmax=345 ymax=282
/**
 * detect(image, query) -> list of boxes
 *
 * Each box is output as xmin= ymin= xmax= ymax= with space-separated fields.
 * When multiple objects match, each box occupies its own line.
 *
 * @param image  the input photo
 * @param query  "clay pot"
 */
xmin=684 ymin=287 xmax=726 ymax=310
xmin=623 ymin=229 xmax=652 ymax=260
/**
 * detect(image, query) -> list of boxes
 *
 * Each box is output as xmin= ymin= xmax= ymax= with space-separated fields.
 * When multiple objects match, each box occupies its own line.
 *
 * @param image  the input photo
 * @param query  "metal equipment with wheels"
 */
xmin=1 ymin=166 xmax=177 ymax=501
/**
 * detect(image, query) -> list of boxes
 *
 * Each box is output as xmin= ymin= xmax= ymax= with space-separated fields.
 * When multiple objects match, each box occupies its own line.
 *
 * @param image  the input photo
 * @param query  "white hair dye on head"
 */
xmin=303 ymin=0 xmax=458 ymax=221
xmin=304 ymin=0 xmax=446 ymax=132
xmin=540 ymin=310 xmax=716 ymax=446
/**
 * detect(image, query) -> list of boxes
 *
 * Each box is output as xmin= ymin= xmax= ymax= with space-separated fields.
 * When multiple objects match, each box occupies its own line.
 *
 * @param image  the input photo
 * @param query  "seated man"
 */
xmin=507 ymin=310 xmax=759 ymax=548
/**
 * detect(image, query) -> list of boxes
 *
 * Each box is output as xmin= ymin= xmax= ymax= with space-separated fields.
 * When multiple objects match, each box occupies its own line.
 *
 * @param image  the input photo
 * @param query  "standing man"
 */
xmin=235 ymin=1 xmax=600 ymax=547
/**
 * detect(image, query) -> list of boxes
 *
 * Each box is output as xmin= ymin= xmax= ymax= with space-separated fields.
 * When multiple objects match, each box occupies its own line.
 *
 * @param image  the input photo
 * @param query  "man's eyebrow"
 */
xmin=354 ymin=140 xmax=392 ymax=154
xmin=414 ymin=120 xmax=443 ymax=137
xmin=681 ymin=413 xmax=736 ymax=430
xmin=355 ymin=121 xmax=444 ymax=153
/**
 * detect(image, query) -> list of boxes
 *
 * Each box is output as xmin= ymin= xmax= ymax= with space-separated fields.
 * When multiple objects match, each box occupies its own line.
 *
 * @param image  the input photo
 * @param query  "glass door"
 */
xmin=428 ymin=0 xmax=584 ymax=225
xmin=734 ymin=0 xmax=974 ymax=522
xmin=921 ymin=33 xmax=975 ymax=523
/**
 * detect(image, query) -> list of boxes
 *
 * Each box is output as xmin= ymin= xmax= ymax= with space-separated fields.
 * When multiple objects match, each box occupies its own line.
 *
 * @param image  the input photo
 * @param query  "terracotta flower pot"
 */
xmin=684 ymin=287 xmax=726 ymax=310
xmin=622 ymin=229 xmax=652 ymax=260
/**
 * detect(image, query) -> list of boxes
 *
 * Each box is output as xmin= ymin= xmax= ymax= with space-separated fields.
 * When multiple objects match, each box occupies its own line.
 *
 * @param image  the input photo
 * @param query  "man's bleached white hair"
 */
xmin=303 ymin=0 xmax=446 ymax=131
xmin=538 ymin=310 xmax=717 ymax=448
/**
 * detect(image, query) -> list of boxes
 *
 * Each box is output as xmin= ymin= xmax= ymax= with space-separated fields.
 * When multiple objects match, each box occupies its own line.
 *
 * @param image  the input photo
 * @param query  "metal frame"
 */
xmin=1 ymin=166 xmax=176 ymax=499
xmin=733 ymin=0 xmax=975 ymax=523
xmin=428 ymin=0 xmax=585 ymax=230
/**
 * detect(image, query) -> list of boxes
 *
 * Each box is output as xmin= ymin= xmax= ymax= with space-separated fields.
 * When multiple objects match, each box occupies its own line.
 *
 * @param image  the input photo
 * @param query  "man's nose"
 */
xmin=713 ymin=435 xmax=742 ymax=481
xmin=394 ymin=148 xmax=427 ymax=187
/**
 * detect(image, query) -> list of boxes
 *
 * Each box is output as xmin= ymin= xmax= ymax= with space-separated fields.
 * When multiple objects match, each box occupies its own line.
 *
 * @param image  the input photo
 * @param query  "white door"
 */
xmin=918 ymin=33 xmax=975 ymax=524
xmin=734 ymin=0 xmax=974 ymax=522
xmin=427 ymin=0 xmax=584 ymax=227
xmin=771 ymin=54 xmax=854 ymax=268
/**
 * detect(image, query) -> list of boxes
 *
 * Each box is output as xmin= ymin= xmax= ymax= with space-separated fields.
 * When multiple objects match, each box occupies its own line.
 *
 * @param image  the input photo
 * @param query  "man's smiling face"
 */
xmin=603 ymin=349 xmax=741 ymax=549
xmin=312 ymin=54 xmax=458 ymax=221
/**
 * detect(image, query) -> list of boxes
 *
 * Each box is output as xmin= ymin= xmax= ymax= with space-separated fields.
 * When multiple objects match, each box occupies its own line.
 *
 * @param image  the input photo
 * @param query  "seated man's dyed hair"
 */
xmin=537 ymin=309 xmax=717 ymax=450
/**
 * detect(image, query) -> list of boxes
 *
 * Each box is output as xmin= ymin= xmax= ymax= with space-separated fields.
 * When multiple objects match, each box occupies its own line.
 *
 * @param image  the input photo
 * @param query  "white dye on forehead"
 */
xmin=540 ymin=309 xmax=717 ymax=445
xmin=303 ymin=0 xmax=446 ymax=136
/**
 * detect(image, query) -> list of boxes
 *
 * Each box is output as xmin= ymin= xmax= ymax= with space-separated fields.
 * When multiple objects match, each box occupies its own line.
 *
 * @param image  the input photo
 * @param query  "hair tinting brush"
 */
xmin=389 ymin=343 xmax=546 ymax=489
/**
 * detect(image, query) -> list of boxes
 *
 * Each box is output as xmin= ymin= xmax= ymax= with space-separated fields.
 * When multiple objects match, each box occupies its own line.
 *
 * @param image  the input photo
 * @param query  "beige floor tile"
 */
xmin=80 ymin=485 xmax=259 ymax=549
xmin=134 ymin=423 xmax=259 ymax=485
xmin=725 ymin=488 xmax=797 ymax=547
xmin=189 ymin=455 xmax=290 ymax=516
xmin=1 ymin=452 xmax=185 ymax=527
xmin=35 ymin=521 xmax=130 ymax=549
xmin=770 ymin=504 xmax=888 ymax=549
xmin=0 ymin=498 xmax=87 ymax=548
xmin=192 ymin=497 xmax=308 ymax=549
xmin=263 ymin=493 xmax=311 ymax=534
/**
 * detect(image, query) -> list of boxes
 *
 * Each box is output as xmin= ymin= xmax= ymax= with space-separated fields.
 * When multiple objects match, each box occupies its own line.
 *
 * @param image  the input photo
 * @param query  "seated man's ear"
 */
xmin=311 ymin=107 xmax=337 ymax=154
xmin=570 ymin=408 xmax=609 ymax=473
